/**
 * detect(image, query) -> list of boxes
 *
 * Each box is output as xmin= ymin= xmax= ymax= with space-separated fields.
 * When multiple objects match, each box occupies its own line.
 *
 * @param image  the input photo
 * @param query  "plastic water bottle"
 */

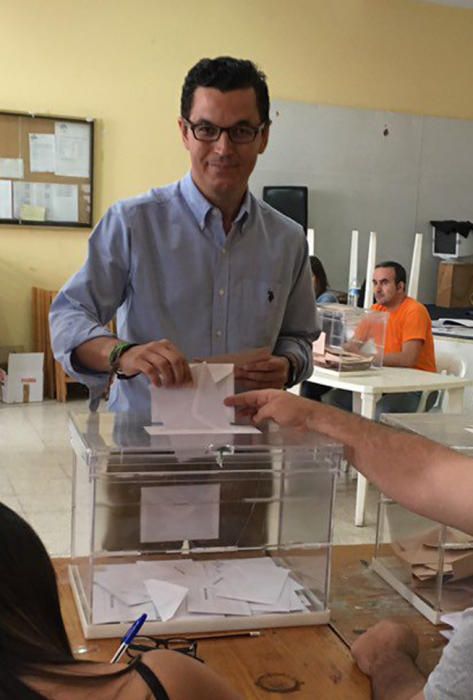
xmin=347 ymin=279 xmax=360 ymax=307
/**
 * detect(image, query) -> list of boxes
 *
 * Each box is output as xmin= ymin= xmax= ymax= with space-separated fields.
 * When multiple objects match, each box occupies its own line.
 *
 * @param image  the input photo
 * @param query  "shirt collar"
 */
xmin=180 ymin=172 xmax=251 ymax=230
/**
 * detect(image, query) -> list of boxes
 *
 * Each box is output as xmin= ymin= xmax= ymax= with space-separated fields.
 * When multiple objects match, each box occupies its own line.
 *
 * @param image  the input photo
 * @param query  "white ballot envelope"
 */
xmin=150 ymin=362 xmax=234 ymax=428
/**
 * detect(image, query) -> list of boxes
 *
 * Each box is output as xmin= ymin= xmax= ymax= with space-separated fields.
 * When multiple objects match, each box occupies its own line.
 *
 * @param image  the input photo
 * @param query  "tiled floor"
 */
xmin=0 ymin=399 xmax=379 ymax=556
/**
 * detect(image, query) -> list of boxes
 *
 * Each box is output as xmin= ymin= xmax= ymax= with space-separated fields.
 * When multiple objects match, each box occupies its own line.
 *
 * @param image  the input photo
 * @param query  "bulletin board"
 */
xmin=0 ymin=110 xmax=94 ymax=228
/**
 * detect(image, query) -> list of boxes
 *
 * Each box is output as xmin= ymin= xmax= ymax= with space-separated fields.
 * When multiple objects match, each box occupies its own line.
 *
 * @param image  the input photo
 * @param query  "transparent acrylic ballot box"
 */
xmin=314 ymin=304 xmax=387 ymax=375
xmin=372 ymin=413 xmax=473 ymax=624
xmin=69 ymin=412 xmax=342 ymax=638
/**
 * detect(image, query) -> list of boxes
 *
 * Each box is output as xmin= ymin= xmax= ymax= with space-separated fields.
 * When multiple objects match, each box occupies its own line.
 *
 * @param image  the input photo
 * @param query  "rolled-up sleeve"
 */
xmin=49 ymin=205 xmax=131 ymax=403
xmin=274 ymin=242 xmax=319 ymax=384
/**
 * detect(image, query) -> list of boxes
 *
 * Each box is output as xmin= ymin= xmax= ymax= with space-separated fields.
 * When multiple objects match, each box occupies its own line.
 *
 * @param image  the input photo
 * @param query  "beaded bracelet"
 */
xmin=109 ymin=342 xmax=139 ymax=379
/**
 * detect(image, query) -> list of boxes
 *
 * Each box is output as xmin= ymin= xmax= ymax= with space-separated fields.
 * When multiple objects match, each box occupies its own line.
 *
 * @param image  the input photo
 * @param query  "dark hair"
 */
xmin=375 ymin=260 xmax=407 ymax=287
xmin=0 ymin=503 xmax=133 ymax=699
xmin=181 ymin=56 xmax=270 ymax=124
xmin=309 ymin=256 xmax=329 ymax=297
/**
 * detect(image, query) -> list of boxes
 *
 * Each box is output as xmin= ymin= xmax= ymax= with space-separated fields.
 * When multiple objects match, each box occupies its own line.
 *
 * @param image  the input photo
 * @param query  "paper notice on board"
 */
xmin=13 ymin=181 xmax=78 ymax=222
xmin=50 ymin=183 xmax=78 ymax=221
xmin=54 ymin=121 xmax=90 ymax=177
xmin=20 ymin=204 xmax=46 ymax=221
xmin=29 ymin=134 xmax=55 ymax=172
xmin=0 ymin=158 xmax=24 ymax=179
xmin=0 ymin=180 xmax=12 ymax=218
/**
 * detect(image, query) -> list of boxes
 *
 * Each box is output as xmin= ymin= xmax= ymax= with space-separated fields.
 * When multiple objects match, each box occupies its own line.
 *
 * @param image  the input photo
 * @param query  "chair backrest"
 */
xmin=416 ymin=351 xmax=467 ymax=413
xmin=435 ymin=351 xmax=467 ymax=378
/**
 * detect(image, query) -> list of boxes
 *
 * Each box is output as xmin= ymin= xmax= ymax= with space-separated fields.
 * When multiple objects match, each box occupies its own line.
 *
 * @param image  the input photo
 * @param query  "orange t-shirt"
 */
xmin=372 ymin=297 xmax=436 ymax=373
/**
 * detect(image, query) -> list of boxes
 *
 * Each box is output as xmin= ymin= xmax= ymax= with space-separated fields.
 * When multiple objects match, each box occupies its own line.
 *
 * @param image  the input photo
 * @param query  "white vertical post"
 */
xmin=364 ymin=231 xmax=377 ymax=309
xmin=408 ymin=233 xmax=423 ymax=300
xmin=307 ymin=227 xmax=315 ymax=257
xmin=348 ymin=229 xmax=359 ymax=290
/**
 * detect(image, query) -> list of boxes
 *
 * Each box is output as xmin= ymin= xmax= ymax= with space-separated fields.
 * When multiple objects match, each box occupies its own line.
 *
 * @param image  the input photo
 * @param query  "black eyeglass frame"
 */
xmin=125 ymin=635 xmax=203 ymax=663
xmin=183 ymin=119 xmax=268 ymax=144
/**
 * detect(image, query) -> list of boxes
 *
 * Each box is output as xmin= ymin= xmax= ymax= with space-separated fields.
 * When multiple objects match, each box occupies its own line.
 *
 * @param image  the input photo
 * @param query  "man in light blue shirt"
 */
xmin=50 ymin=56 xmax=316 ymax=416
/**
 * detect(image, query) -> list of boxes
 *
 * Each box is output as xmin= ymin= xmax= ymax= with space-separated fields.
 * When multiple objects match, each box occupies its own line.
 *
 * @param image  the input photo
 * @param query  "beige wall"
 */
xmin=1 ymin=0 xmax=473 ymax=349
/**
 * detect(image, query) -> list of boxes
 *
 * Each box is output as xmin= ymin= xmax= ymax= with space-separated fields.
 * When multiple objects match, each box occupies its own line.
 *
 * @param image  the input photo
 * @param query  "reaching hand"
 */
xmin=119 ymin=339 xmax=192 ymax=387
xmin=351 ymin=620 xmax=419 ymax=677
xmin=224 ymin=389 xmax=315 ymax=430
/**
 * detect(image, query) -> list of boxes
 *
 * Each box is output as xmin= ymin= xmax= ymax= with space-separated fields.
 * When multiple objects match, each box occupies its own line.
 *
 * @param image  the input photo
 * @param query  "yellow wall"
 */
xmin=2 ymin=0 xmax=473 ymax=349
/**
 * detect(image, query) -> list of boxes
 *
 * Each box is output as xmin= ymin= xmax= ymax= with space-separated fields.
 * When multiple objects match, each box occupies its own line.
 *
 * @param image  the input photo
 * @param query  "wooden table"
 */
xmin=55 ymin=545 xmax=447 ymax=699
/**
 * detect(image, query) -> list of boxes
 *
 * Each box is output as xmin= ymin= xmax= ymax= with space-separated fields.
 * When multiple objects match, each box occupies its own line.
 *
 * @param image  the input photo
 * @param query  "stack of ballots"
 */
xmin=92 ymin=557 xmax=313 ymax=625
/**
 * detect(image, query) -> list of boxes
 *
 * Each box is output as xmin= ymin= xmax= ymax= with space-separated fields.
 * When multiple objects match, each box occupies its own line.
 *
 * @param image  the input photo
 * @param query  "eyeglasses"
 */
xmin=125 ymin=636 xmax=203 ymax=663
xmin=184 ymin=119 xmax=266 ymax=144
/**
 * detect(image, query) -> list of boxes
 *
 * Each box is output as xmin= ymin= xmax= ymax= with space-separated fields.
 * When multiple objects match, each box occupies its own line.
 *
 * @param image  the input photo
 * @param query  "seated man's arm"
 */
xmin=351 ymin=621 xmax=425 ymax=700
xmin=383 ymin=339 xmax=423 ymax=368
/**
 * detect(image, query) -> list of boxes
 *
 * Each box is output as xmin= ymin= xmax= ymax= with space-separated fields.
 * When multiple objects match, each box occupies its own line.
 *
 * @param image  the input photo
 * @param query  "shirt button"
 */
xmin=219 ymin=288 xmax=225 ymax=296
xmin=216 ymin=330 xmax=222 ymax=337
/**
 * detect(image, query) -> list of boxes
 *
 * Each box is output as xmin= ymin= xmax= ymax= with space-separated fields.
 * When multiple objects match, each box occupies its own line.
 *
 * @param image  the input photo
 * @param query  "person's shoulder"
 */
xmin=317 ymin=291 xmax=338 ymax=304
xmin=141 ymin=649 xmax=241 ymax=700
xmin=108 ymin=182 xmax=179 ymax=221
xmin=403 ymin=297 xmax=431 ymax=320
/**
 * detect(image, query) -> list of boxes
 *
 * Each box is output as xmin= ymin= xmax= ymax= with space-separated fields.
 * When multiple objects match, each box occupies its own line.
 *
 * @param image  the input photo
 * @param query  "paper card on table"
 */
xmin=187 ymin=586 xmax=252 ymax=616
xmin=140 ymin=483 xmax=220 ymax=543
xmin=150 ymin=362 xmax=233 ymax=428
xmin=312 ymin=332 xmax=326 ymax=356
xmin=144 ymin=578 xmax=188 ymax=622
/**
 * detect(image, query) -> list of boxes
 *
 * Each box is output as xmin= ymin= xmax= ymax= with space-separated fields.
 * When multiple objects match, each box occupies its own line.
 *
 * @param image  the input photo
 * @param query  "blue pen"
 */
xmin=110 ymin=613 xmax=148 ymax=663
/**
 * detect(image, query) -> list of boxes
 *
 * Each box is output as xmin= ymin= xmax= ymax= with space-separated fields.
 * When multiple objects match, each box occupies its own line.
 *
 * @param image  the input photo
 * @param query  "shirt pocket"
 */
xmin=234 ymin=278 xmax=284 ymax=348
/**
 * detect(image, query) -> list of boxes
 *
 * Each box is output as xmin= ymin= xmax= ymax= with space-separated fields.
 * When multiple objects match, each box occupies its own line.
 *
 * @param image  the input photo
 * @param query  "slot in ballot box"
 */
xmin=68 ymin=412 xmax=342 ymax=639
xmin=372 ymin=413 xmax=473 ymax=624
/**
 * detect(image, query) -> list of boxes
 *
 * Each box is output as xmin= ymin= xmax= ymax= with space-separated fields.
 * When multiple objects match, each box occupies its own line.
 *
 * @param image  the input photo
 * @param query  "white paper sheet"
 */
xmin=140 ymin=483 xmax=220 ymax=543
xmin=0 ymin=180 xmax=12 ymax=218
xmin=148 ymin=362 xmax=259 ymax=436
xmin=29 ymin=133 xmax=55 ymax=172
xmin=13 ymin=181 xmax=78 ymax=222
xmin=187 ymin=586 xmax=252 ymax=616
xmin=92 ymin=582 xmax=156 ymax=624
xmin=213 ymin=560 xmax=290 ymax=605
xmin=144 ymin=578 xmax=188 ymax=622
xmin=94 ymin=563 xmax=151 ymax=606
xmin=0 ymin=158 xmax=23 ymax=179
xmin=55 ymin=121 xmax=90 ymax=177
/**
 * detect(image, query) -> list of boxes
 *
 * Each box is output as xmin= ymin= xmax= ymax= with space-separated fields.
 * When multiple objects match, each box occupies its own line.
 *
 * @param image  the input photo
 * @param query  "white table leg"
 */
xmin=354 ymin=393 xmax=378 ymax=527
xmin=444 ymin=387 xmax=464 ymax=414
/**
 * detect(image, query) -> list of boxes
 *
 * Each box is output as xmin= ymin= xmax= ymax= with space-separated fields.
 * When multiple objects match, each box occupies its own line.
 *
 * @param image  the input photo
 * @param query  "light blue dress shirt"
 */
xmin=50 ymin=173 xmax=317 ymax=415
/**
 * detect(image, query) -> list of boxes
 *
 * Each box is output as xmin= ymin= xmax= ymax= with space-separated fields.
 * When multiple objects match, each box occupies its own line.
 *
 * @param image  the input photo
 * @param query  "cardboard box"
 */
xmin=436 ymin=262 xmax=473 ymax=307
xmin=0 ymin=353 xmax=44 ymax=403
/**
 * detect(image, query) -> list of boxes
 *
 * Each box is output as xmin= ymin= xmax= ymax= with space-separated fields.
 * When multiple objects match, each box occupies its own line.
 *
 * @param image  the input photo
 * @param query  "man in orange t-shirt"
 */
xmin=371 ymin=262 xmax=436 ymax=373
xmin=323 ymin=261 xmax=436 ymax=417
